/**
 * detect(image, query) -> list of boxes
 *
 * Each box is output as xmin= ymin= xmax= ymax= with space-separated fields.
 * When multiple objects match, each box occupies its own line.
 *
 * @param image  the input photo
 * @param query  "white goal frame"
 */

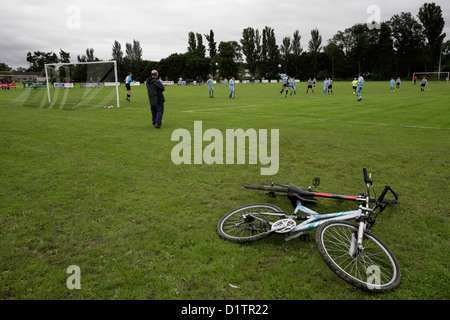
xmin=412 ymin=72 xmax=449 ymax=83
xmin=44 ymin=60 xmax=120 ymax=108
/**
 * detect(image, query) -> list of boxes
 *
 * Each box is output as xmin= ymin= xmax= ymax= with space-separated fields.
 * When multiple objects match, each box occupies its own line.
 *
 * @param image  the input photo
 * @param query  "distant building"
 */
xmin=12 ymin=72 xmax=42 ymax=82
xmin=0 ymin=72 xmax=42 ymax=82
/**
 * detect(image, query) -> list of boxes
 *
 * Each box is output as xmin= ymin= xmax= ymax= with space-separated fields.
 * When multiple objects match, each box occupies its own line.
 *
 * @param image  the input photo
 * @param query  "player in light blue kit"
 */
xmin=390 ymin=78 xmax=395 ymax=92
xmin=279 ymin=72 xmax=288 ymax=94
xmin=207 ymin=75 xmax=214 ymax=98
xmin=356 ymin=73 xmax=364 ymax=101
xmin=229 ymin=76 xmax=235 ymax=98
xmin=289 ymin=76 xmax=297 ymax=96
xmin=323 ymin=78 xmax=329 ymax=96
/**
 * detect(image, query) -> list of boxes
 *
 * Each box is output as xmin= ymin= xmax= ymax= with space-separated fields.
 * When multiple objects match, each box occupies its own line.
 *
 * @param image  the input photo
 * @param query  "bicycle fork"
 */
xmin=349 ymin=221 xmax=365 ymax=257
xmin=349 ymin=209 xmax=370 ymax=257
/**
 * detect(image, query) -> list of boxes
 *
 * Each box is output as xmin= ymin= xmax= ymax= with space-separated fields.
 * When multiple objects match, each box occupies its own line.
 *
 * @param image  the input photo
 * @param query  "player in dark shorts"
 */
xmin=328 ymin=78 xmax=333 ymax=95
xmin=306 ymin=78 xmax=314 ymax=93
xmin=420 ymin=76 xmax=427 ymax=92
xmin=125 ymin=72 xmax=132 ymax=102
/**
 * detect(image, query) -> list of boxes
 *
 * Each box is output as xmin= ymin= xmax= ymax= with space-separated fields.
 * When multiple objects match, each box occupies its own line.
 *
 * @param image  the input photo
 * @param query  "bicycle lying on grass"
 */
xmin=217 ymin=168 xmax=401 ymax=292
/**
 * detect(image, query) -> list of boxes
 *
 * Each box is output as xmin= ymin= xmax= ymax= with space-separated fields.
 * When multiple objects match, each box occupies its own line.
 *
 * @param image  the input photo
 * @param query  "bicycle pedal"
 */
xmin=271 ymin=219 xmax=296 ymax=233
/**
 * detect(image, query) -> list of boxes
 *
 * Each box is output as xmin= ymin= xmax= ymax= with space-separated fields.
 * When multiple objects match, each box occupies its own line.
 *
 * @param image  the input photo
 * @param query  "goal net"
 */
xmin=44 ymin=60 xmax=120 ymax=109
xmin=412 ymin=72 xmax=449 ymax=83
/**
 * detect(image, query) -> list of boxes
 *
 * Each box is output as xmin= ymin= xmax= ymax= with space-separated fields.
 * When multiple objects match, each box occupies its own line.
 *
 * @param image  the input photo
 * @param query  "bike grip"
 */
xmin=363 ymin=168 xmax=372 ymax=184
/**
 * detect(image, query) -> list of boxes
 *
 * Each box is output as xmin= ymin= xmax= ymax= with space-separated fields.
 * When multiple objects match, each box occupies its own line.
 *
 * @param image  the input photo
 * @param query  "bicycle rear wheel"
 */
xmin=217 ymin=203 xmax=284 ymax=243
xmin=315 ymin=221 xmax=401 ymax=292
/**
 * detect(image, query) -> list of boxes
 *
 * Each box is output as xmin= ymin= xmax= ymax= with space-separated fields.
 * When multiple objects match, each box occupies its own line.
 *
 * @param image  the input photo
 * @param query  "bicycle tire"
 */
xmin=315 ymin=220 xmax=401 ymax=292
xmin=244 ymin=185 xmax=288 ymax=193
xmin=217 ymin=203 xmax=284 ymax=243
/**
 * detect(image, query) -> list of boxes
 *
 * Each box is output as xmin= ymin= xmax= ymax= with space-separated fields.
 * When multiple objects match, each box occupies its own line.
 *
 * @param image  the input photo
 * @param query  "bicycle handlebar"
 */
xmin=363 ymin=167 xmax=373 ymax=186
xmin=362 ymin=168 xmax=398 ymax=204
xmin=377 ymin=185 xmax=399 ymax=204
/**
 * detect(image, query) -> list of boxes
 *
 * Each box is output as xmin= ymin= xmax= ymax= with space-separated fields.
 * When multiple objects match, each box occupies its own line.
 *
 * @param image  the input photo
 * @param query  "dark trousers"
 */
xmin=151 ymin=104 xmax=164 ymax=125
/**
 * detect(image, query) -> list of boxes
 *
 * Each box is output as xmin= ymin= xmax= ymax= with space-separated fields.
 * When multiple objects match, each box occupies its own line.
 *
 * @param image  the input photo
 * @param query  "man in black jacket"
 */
xmin=145 ymin=70 xmax=165 ymax=128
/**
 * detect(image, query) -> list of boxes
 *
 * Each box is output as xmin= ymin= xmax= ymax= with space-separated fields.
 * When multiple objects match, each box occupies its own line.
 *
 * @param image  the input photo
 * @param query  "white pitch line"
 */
xmin=182 ymin=105 xmax=257 ymax=112
xmin=179 ymin=110 xmax=450 ymax=130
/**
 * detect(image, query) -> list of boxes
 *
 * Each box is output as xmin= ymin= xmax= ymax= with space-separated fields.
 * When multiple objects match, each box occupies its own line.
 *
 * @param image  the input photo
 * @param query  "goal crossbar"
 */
xmin=44 ymin=60 xmax=120 ymax=108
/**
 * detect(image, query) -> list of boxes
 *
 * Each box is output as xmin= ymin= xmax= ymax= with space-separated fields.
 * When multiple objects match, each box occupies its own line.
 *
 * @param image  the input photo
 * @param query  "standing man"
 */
xmin=356 ymin=73 xmax=364 ymax=102
xmin=145 ymin=70 xmax=166 ymax=129
xmin=207 ymin=75 xmax=214 ymax=98
xmin=229 ymin=76 xmax=235 ymax=98
xmin=125 ymin=72 xmax=132 ymax=102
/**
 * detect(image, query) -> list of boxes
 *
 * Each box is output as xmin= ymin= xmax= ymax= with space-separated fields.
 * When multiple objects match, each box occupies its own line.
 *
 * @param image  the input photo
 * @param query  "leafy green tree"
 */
xmin=260 ymin=26 xmax=279 ymax=79
xmin=195 ymin=33 xmax=206 ymax=58
xmin=158 ymin=53 xmax=186 ymax=80
xmin=77 ymin=48 xmax=98 ymax=62
xmin=204 ymin=30 xmax=218 ymax=76
xmin=373 ymin=22 xmax=395 ymax=79
xmin=205 ymin=30 xmax=217 ymax=59
xmin=240 ymin=27 xmax=259 ymax=77
xmin=308 ymin=28 xmax=322 ymax=76
xmin=280 ymin=36 xmax=292 ymax=71
xmin=124 ymin=40 xmax=145 ymax=80
xmin=111 ymin=40 xmax=125 ymax=79
xmin=0 ymin=62 xmax=10 ymax=71
xmin=291 ymin=30 xmax=302 ymax=77
xmin=26 ymin=51 xmax=59 ymax=71
xmin=217 ymin=41 xmax=239 ymax=78
xmin=59 ymin=49 xmax=70 ymax=63
xmin=390 ymin=12 xmax=426 ymax=76
xmin=187 ymin=32 xmax=197 ymax=53
xmin=418 ymin=2 xmax=446 ymax=70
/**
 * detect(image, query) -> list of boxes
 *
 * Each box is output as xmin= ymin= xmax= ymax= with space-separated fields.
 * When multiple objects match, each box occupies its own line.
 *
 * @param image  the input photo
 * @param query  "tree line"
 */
xmin=15 ymin=2 xmax=449 ymax=82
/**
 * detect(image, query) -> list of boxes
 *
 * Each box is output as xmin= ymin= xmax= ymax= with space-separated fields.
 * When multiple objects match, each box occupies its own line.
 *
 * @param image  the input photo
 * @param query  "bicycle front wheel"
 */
xmin=217 ymin=203 xmax=284 ymax=243
xmin=315 ymin=221 xmax=401 ymax=292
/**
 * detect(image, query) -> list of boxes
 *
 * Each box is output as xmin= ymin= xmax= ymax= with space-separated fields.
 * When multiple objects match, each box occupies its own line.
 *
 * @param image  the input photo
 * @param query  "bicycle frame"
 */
xmin=290 ymin=202 xmax=362 ymax=234
xmin=239 ymin=169 xmax=398 ymax=242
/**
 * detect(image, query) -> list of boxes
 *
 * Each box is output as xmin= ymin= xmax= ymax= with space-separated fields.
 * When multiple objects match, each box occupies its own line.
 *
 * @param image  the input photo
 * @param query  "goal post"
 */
xmin=44 ymin=60 xmax=120 ymax=108
xmin=412 ymin=72 xmax=449 ymax=83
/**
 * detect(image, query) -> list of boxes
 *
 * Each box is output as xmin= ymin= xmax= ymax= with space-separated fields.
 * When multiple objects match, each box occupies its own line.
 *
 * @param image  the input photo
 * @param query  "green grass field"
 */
xmin=0 ymin=80 xmax=449 ymax=300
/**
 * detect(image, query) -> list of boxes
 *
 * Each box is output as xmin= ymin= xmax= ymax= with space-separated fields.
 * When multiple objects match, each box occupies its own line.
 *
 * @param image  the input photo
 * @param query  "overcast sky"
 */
xmin=1 ymin=0 xmax=449 ymax=69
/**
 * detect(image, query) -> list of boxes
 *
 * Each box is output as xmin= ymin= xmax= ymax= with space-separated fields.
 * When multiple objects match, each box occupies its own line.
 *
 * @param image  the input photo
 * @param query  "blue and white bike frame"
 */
xmin=272 ymin=201 xmax=364 ymax=242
